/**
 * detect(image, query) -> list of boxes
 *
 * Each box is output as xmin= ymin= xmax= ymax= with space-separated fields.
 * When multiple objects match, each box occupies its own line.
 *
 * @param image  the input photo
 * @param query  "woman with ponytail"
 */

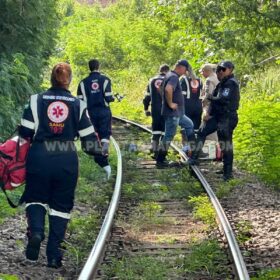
xmin=18 ymin=62 xmax=102 ymax=268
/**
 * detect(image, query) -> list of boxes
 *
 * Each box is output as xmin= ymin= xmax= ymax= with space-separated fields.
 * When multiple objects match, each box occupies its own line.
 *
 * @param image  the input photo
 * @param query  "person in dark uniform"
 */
xmin=143 ymin=64 xmax=170 ymax=158
xmin=77 ymin=59 xmax=114 ymax=179
xmin=18 ymin=63 xmax=102 ymax=268
xmin=188 ymin=61 xmax=240 ymax=181
xmin=180 ymin=74 xmax=203 ymax=129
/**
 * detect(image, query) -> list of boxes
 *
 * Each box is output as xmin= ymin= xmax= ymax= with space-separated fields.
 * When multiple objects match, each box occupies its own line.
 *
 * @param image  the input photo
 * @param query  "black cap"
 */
xmin=176 ymin=59 xmax=189 ymax=69
xmin=218 ymin=61 xmax=234 ymax=69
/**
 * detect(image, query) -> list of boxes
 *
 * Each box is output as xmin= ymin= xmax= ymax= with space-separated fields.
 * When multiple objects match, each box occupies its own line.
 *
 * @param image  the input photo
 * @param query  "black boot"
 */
xmin=187 ymin=139 xmax=201 ymax=166
xmin=151 ymin=140 xmax=159 ymax=159
xmin=25 ymin=204 xmax=46 ymax=261
xmin=223 ymin=164 xmax=233 ymax=181
xmin=156 ymin=140 xmax=170 ymax=167
xmin=47 ymin=215 xmax=68 ymax=268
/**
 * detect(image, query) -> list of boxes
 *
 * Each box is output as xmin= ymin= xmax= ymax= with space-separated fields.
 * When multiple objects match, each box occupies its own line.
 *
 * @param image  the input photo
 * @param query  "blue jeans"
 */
xmin=162 ymin=116 xmax=180 ymax=144
xmin=156 ymin=116 xmax=179 ymax=162
xmin=179 ymin=115 xmax=194 ymax=138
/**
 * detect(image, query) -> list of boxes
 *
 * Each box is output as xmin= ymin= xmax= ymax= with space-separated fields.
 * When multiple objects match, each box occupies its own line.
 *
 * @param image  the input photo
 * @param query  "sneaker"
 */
xmin=215 ymin=169 xmax=224 ymax=174
xmin=47 ymin=259 xmax=62 ymax=269
xmin=26 ymin=233 xmax=42 ymax=261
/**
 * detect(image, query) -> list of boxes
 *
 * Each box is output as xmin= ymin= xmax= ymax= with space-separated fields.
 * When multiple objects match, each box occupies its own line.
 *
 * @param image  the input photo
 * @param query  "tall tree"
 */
xmin=0 ymin=0 xmax=59 ymax=137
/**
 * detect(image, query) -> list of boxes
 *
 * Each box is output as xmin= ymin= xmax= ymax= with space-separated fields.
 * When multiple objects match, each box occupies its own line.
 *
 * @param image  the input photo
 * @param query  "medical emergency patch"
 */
xmin=190 ymin=80 xmax=199 ymax=93
xmin=222 ymin=88 xmax=230 ymax=97
xmin=154 ymin=79 xmax=163 ymax=89
xmin=47 ymin=101 xmax=69 ymax=123
xmin=91 ymin=82 xmax=99 ymax=91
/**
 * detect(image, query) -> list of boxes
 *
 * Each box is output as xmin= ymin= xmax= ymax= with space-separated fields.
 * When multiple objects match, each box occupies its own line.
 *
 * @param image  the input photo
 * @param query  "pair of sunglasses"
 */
xmin=216 ymin=66 xmax=226 ymax=73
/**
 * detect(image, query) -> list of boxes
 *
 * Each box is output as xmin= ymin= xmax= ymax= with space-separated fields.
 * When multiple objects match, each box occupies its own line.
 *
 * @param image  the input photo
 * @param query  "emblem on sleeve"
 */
xmin=222 ymin=88 xmax=230 ymax=97
xmin=154 ymin=79 xmax=163 ymax=89
xmin=47 ymin=101 xmax=69 ymax=123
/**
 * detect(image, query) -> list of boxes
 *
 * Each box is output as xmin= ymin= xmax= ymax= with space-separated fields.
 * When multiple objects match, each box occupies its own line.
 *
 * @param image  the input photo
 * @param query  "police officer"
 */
xmin=77 ymin=59 xmax=114 ymax=179
xmin=188 ymin=61 xmax=240 ymax=181
xmin=19 ymin=63 xmax=101 ymax=268
xmin=180 ymin=74 xmax=203 ymax=129
xmin=143 ymin=64 xmax=169 ymax=158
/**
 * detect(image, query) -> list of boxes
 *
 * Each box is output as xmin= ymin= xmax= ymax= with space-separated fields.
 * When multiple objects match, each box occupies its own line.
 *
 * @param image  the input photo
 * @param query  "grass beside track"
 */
xmin=101 ymin=144 xmax=231 ymax=279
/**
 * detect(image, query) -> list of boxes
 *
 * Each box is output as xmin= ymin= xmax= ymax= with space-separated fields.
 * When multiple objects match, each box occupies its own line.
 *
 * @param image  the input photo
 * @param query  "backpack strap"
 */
xmin=0 ymin=181 xmax=23 ymax=208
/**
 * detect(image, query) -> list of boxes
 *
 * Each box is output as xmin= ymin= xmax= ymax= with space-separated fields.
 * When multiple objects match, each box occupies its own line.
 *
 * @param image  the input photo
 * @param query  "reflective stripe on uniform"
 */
xmin=79 ymin=100 xmax=87 ymax=120
xmin=103 ymin=79 xmax=109 ymax=92
xmin=25 ymin=202 xmax=48 ymax=211
xmin=103 ymin=79 xmax=110 ymax=107
xmin=152 ymin=131 xmax=163 ymax=135
xmin=148 ymin=81 xmax=152 ymax=97
xmin=79 ymin=126 xmax=95 ymax=137
xmin=49 ymin=208 xmax=71 ymax=219
xmin=105 ymin=92 xmax=113 ymax=97
xmin=80 ymin=81 xmax=87 ymax=104
xmin=30 ymin=94 xmax=39 ymax=133
xmin=101 ymin=138 xmax=110 ymax=143
xmin=21 ymin=118 xmax=35 ymax=130
xmin=183 ymin=77 xmax=191 ymax=99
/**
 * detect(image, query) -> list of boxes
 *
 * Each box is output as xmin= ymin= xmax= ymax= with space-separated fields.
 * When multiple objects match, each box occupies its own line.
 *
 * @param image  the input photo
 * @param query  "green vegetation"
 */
xmin=104 ymin=256 xmax=171 ymax=280
xmin=181 ymin=240 xmax=230 ymax=279
xmin=215 ymin=178 xmax=243 ymax=198
xmin=0 ymin=275 xmax=19 ymax=280
xmin=251 ymin=268 xmax=280 ymax=280
xmin=66 ymin=211 xmax=99 ymax=264
xmin=188 ymin=195 xmax=216 ymax=228
xmin=1 ymin=0 xmax=279 ymax=186
xmin=65 ymin=144 xmax=117 ymax=265
xmin=44 ymin=0 xmax=280 ymax=187
xmin=0 ymin=188 xmax=23 ymax=224
xmin=0 ymin=0 xmax=59 ymax=139
xmin=236 ymin=220 xmax=253 ymax=245
xmin=235 ymin=67 xmax=280 ymax=188
xmin=122 ymin=168 xmax=203 ymax=202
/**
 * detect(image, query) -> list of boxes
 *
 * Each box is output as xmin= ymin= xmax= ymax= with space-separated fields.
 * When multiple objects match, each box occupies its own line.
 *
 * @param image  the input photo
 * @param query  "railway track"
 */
xmin=79 ymin=117 xmax=249 ymax=280
xmin=0 ymin=117 xmax=279 ymax=279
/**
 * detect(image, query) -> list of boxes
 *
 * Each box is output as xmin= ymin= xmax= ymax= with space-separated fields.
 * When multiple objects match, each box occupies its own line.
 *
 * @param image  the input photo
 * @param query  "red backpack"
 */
xmin=0 ymin=136 xmax=30 ymax=205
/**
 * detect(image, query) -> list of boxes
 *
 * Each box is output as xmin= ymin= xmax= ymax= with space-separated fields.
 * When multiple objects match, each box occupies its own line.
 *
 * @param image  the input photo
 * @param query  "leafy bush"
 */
xmin=0 ymin=0 xmax=59 ymax=138
xmin=234 ymin=66 xmax=280 ymax=188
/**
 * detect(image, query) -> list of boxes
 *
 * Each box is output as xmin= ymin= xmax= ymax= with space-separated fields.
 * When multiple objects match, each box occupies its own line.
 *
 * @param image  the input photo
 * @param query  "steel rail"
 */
xmin=78 ymin=136 xmax=122 ymax=280
xmin=112 ymin=116 xmax=250 ymax=280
